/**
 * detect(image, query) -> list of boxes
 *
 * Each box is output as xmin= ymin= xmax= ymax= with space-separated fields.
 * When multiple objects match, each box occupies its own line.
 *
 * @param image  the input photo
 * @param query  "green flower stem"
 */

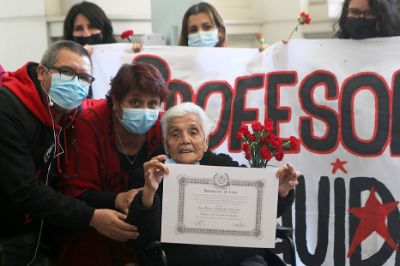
xmin=287 ymin=24 xmax=299 ymax=40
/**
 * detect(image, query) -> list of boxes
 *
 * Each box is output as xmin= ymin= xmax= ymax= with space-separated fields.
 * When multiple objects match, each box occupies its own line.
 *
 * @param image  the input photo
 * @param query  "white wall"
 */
xmin=0 ymin=0 xmax=48 ymax=70
xmin=0 ymin=0 xmax=338 ymax=71
xmin=151 ymin=0 xmax=198 ymax=45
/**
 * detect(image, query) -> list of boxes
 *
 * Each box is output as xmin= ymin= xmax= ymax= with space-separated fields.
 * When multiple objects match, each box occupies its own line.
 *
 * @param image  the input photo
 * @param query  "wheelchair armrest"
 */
xmin=276 ymin=225 xmax=293 ymax=239
xmin=144 ymin=241 xmax=163 ymax=252
xmin=143 ymin=241 xmax=168 ymax=266
xmin=275 ymin=225 xmax=296 ymax=266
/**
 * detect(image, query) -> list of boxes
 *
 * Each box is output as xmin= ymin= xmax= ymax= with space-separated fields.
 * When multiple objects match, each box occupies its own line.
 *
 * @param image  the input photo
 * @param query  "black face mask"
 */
xmin=73 ymin=33 xmax=103 ymax=45
xmin=344 ymin=18 xmax=378 ymax=39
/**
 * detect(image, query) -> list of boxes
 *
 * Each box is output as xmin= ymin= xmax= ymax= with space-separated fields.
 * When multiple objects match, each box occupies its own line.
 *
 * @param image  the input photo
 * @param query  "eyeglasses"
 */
xmin=44 ymin=65 xmax=95 ymax=86
xmin=347 ymin=8 xmax=376 ymax=19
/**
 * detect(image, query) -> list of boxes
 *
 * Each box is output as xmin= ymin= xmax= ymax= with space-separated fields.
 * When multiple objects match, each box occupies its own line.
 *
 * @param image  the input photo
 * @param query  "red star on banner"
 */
xmin=347 ymin=187 xmax=399 ymax=257
xmin=331 ymin=158 xmax=348 ymax=174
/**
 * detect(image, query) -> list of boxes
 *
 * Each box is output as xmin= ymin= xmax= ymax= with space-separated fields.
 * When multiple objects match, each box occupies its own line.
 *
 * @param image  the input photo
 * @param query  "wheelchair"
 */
xmin=141 ymin=225 xmax=296 ymax=266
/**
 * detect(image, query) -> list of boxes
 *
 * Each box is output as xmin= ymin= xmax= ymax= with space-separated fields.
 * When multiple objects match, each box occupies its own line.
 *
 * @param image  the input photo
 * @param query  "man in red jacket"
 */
xmin=0 ymin=40 xmax=138 ymax=265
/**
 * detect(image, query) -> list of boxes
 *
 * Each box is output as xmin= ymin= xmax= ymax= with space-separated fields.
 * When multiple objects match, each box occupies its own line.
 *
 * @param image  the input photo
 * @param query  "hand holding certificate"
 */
xmin=161 ymin=164 xmax=279 ymax=248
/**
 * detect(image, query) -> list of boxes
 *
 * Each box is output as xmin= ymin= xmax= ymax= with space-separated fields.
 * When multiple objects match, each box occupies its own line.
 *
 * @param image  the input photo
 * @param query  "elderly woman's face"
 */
xmin=165 ymin=114 xmax=208 ymax=164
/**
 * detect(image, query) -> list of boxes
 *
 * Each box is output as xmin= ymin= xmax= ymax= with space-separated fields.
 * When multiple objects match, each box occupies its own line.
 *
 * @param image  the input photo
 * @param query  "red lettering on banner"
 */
xmin=134 ymin=54 xmax=398 ymax=157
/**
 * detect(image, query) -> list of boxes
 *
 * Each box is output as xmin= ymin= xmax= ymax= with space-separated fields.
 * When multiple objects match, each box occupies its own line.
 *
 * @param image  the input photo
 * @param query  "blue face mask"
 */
xmin=164 ymin=157 xmax=200 ymax=165
xmin=188 ymin=30 xmax=219 ymax=47
xmin=49 ymin=74 xmax=89 ymax=110
xmin=165 ymin=158 xmax=176 ymax=164
xmin=120 ymin=107 xmax=159 ymax=134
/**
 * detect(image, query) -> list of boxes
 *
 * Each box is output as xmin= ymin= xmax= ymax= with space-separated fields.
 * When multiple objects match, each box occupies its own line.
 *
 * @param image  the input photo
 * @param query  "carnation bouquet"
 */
xmin=237 ymin=119 xmax=299 ymax=168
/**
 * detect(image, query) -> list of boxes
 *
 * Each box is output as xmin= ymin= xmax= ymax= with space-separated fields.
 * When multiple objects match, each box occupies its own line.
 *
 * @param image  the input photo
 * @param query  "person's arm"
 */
xmin=126 ymin=155 xmax=168 ymax=246
xmin=276 ymin=163 xmax=300 ymax=217
xmin=78 ymin=190 xmax=118 ymax=209
xmin=127 ymin=190 xmax=162 ymax=246
xmin=0 ymin=89 xmax=93 ymax=229
xmin=277 ymin=189 xmax=295 ymax=217
xmin=0 ymin=91 xmax=139 ymax=241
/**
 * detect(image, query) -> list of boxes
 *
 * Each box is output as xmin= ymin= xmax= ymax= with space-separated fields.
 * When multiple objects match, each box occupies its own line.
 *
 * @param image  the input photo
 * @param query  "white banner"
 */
xmin=91 ymin=38 xmax=400 ymax=265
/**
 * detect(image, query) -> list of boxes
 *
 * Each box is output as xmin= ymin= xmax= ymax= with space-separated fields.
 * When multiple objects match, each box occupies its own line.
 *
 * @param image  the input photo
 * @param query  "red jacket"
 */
xmin=58 ymin=99 xmax=163 ymax=265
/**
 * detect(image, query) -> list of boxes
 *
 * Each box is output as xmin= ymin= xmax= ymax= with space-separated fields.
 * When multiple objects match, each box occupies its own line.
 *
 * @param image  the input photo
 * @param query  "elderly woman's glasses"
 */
xmin=347 ymin=8 xmax=376 ymax=19
xmin=45 ymin=65 xmax=95 ymax=86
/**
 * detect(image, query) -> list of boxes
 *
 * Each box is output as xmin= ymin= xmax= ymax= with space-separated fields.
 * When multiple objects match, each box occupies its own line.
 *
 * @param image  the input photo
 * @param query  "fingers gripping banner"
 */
xmin=91 ymin=37 xmax=400 ymax=265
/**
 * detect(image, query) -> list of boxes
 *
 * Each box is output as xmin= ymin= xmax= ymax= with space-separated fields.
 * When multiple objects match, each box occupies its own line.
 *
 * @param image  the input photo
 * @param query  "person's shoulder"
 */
xmin=0 ymin=86 xmax=24 ymax=112
xmin=201 ymin=152 xmax=239 ymax=167
xmin=79 ymin=99 xmax=108 ymax=120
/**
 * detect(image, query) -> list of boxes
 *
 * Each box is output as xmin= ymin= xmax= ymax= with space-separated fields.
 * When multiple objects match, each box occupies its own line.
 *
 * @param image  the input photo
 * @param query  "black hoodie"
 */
xmin=0 ymin=63 xmax=94 ymax=237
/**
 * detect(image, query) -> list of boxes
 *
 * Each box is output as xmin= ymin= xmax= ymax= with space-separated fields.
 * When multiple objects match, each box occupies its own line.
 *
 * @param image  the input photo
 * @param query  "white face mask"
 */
xmin=188 ymin=29 xmax=219 ymax=47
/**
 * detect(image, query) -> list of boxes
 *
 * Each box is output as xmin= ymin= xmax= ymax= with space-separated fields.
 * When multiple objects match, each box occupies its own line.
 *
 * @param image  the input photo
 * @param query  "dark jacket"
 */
xmin=128 ymin=151 xmax=295 ymax=266
xmin=0 ymin=63 xmax=94 ymax=238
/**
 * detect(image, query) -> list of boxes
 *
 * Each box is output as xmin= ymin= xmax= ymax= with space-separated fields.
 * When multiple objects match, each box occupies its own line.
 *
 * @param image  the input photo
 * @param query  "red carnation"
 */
xmin=236 ymin=132 xmax=244 ymax=141
xmin=248 ymin=134 xmax=256 ymax=142
xmin=285 ymin=11 xmax=312 ymax=42
xmin=299 ymin=12 xmax=311 ymax=25
xmin=260 ymin=147 xmax=272 ymax=160
xmin=237 ymin=117 xmax=300 ymax=168
xmin=265 ymin=133 xmax=274 ymax=145
xmin=239 ymin=124 xmax=250 ymax=136
xmin=264 ymin=118 xmax=274 ymax=132
xmin=274 ymin=150 xmax=284 ymax=161
xmin=121 ymin=29 xmax=134 ymax=42
xmin=242 ymin=143 xmax=250 ymax=152
xmin=252 ymin=121 xmax=263 ymax=133
xmin=289 ymin=136 xmax=300 ymax=150
xmin=271 ymin=135 xmax=282 ymax=149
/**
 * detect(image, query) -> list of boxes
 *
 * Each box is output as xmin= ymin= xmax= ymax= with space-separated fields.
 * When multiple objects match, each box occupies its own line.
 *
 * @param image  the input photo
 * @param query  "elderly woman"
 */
xmin=128 ymin=102 xmax=299 ymax=266
xmin=57 ymin=63 xmax=169 ymax=266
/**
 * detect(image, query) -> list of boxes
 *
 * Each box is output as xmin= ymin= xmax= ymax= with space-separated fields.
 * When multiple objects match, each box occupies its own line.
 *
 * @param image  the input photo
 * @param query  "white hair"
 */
xmin=161 ymin=102 xmax=214 ymax=138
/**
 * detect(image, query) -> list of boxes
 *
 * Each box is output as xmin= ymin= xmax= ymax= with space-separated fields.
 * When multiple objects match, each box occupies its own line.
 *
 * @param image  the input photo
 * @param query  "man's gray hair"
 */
xmin=161 ymin=102 xmax=214 ymax=138
xmin=40 ymin=40 xmax=91 ymax=67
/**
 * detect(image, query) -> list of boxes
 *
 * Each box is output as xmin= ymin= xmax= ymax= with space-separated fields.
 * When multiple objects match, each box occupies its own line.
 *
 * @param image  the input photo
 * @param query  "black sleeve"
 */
xmin=78 ymin=190 xmax=118 ymax=209
xmin=277 ymin=189 xmax=295 ymax=217
xmin=0 ymin=88 xmax=94 ymax=230
xmin=126 ymin=190 xmax=161 ymax=247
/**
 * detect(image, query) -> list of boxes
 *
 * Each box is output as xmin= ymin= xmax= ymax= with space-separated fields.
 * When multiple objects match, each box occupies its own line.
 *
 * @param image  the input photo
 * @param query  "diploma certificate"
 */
xmin=161 ymin=164 xmax=278 ymax=248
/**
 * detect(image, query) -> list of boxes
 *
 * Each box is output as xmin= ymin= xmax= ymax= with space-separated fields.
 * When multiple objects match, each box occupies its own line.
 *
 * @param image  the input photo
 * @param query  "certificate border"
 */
xmin=176 ymin=175 xmax=264 ymax=238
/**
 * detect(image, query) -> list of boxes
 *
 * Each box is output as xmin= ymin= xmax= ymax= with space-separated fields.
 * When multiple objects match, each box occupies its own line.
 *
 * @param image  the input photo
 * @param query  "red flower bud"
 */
xmin=260 ymin=147 xmax=272 ymax=160
xmin=252 ymin=121 xmax=263 ymax=132
xmin=242 ymin=143 xmax=250 ymax=152
xmin=236 ymin=132 xmax=244 ymax=141
xmin=271 ymin=135 xmax=282 ymax=149
xmin=298 ymin=12 xmax=311 ymax=25
xmin=264 ymin=118 xmax=274 ymax=132
xmin=289 ymin=136 xmax=300 ymax=150
xmin=121 ymin=30 xmax=134 ymax=39
xmin=239 ymin=125 xmax=250 ymax=136
xmin=274 ymin=150 xmax=284 ymax=161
